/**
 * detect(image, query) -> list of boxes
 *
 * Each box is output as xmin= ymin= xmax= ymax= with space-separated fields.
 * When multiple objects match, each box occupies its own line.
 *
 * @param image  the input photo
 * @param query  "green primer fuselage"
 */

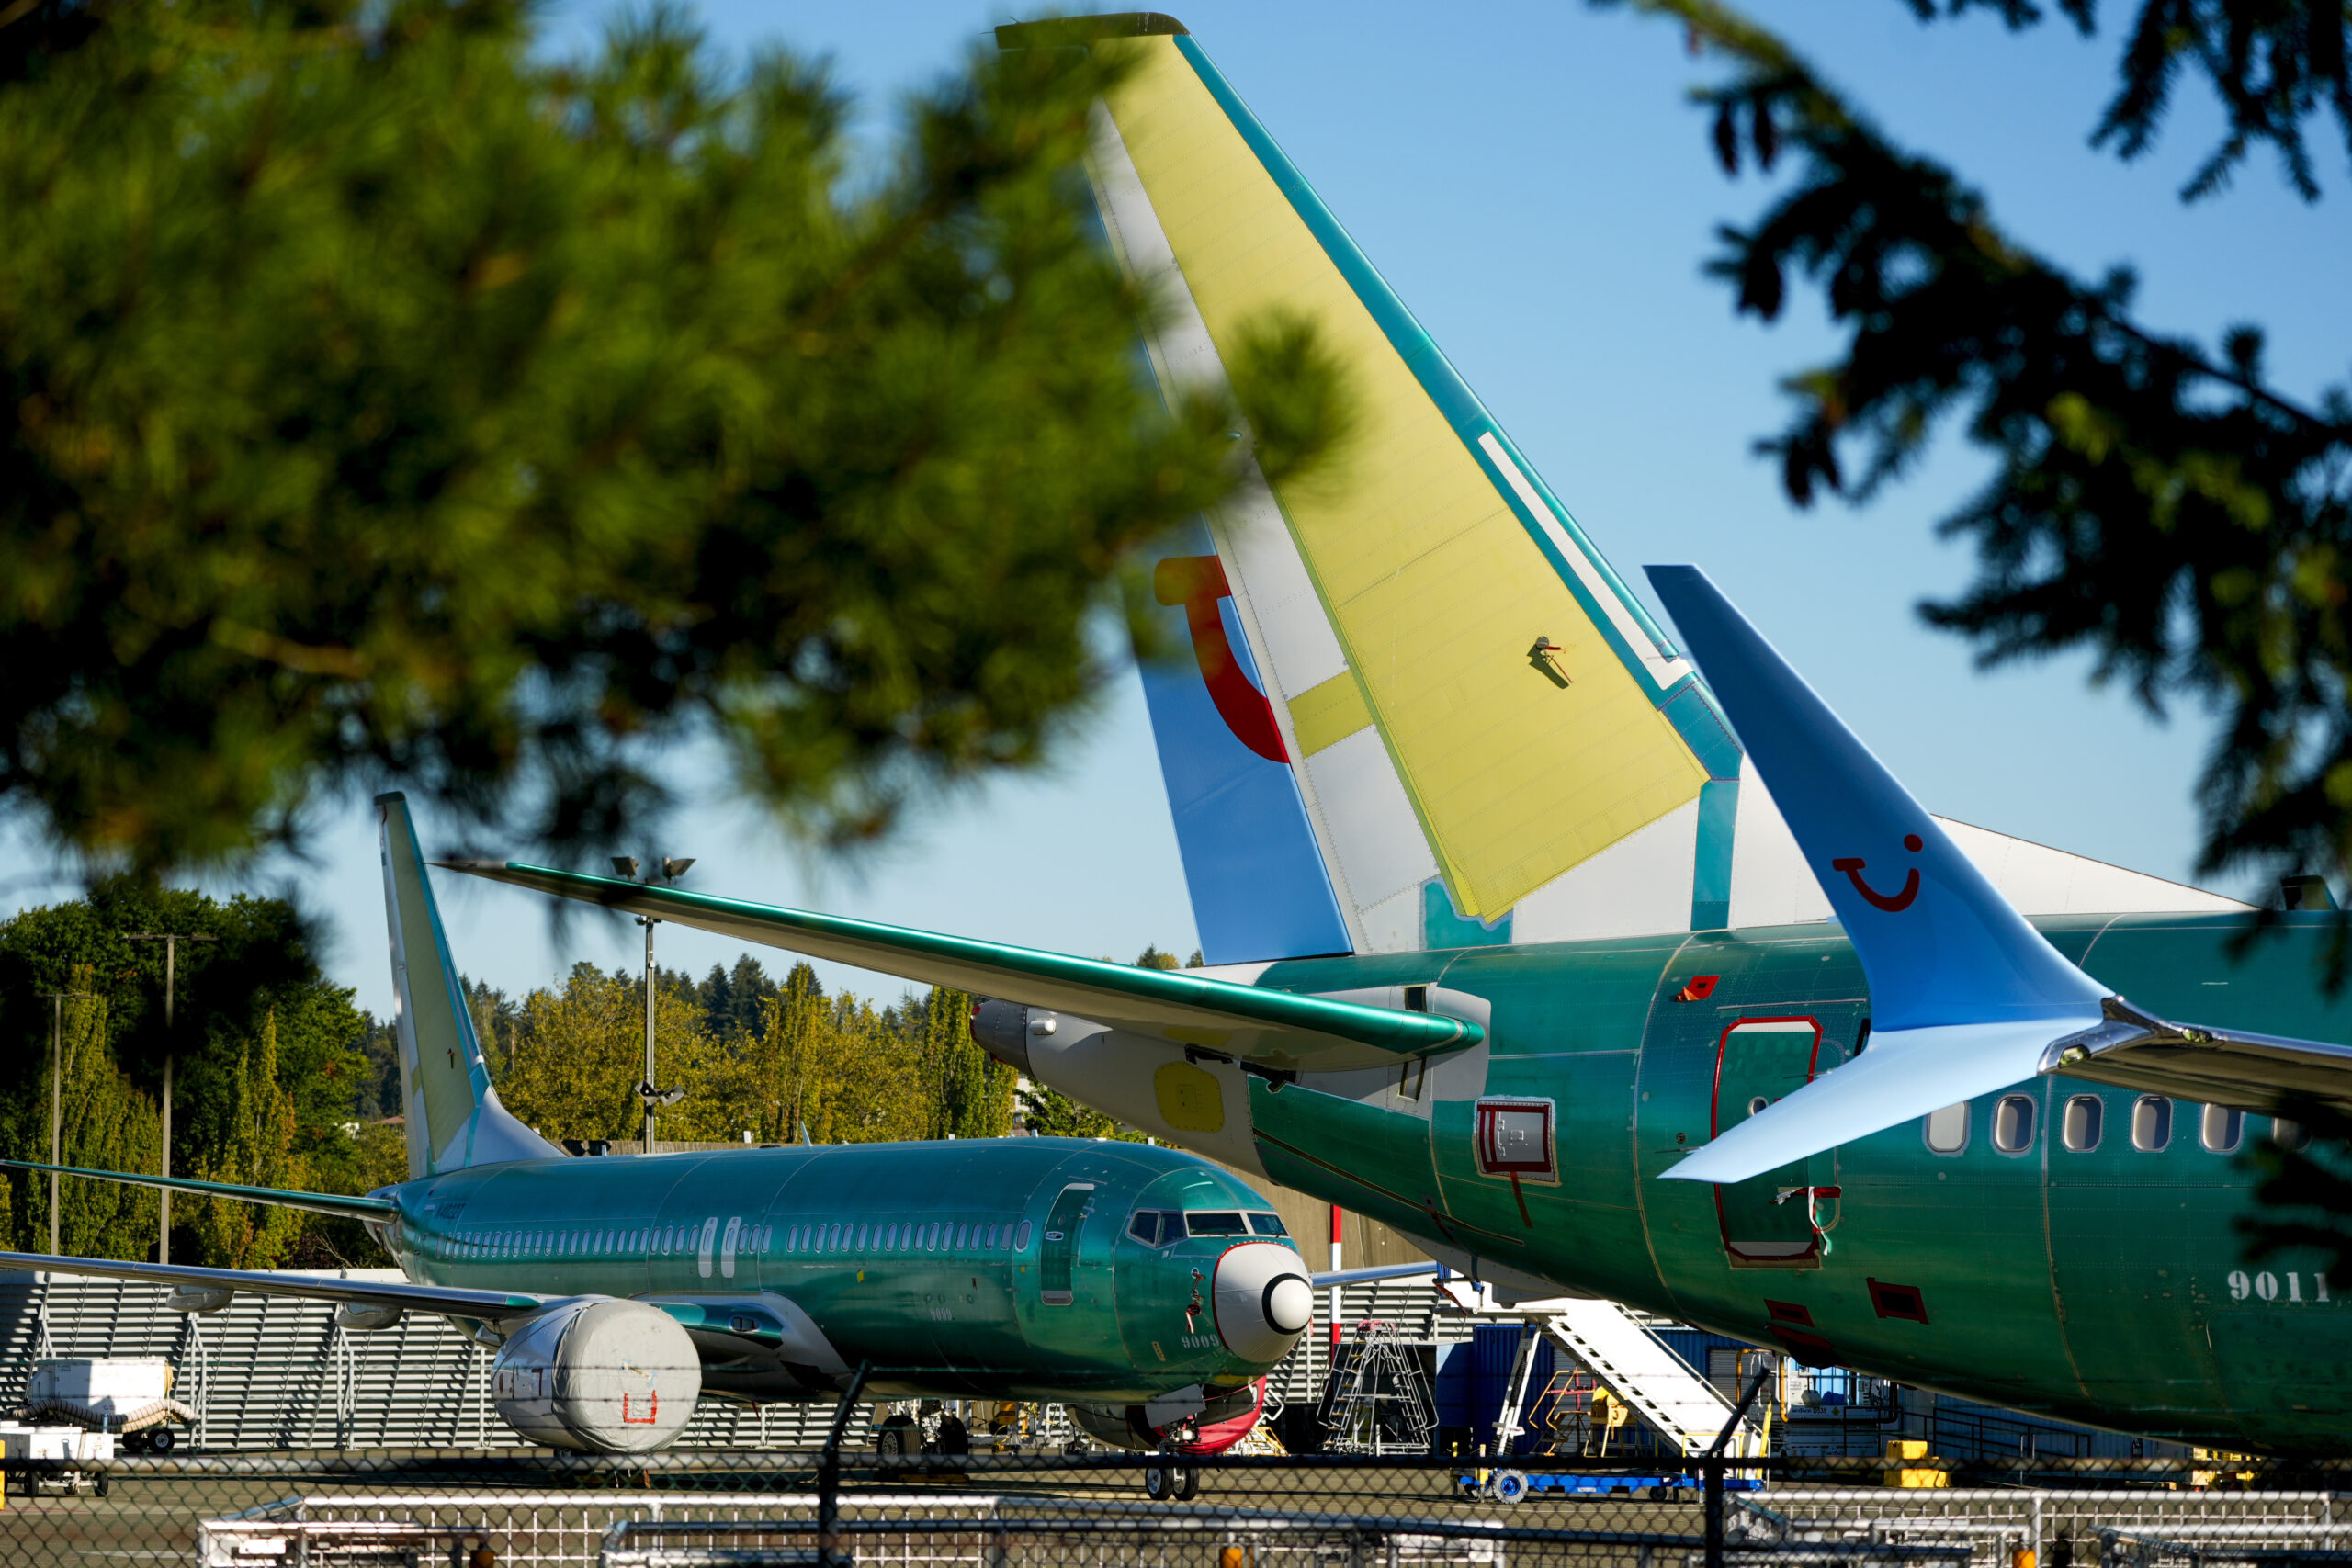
xmin=1236 ymin=910 xmax=2350 ymax=1453
xmin=379 ymin=1137 xmax=1293 ymax=1403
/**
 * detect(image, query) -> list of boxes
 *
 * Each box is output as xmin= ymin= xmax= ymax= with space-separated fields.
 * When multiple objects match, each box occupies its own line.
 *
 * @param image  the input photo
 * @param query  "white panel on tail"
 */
xmin=1936 ymin=818 xmax=2247 ymax=916
xmin=1728 ymin=768 xmax=1834 ymax=929
xmin=1513 ymin=800 xmax=1702 ymax=944
xmin=1213 ymin=472 xmax=1348 ymax=700
xmin=1728 ymin=766 xmax=2245 ymax=929
xmin=1303 ymin=728 xmax=1441 ymax=913
xmin=1357 ymin=886 xmax=1424 ymax=955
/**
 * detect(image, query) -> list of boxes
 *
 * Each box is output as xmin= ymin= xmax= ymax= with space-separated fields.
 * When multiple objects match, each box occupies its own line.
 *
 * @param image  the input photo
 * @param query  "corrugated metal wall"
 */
xmin=0 ymin=1271 xmax=856 ymax=1450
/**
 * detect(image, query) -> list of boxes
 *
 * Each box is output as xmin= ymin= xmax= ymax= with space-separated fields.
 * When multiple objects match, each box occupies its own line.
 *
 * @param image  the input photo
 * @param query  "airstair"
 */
xmin=1488 ymin=1297 xmax=1764 ymax=1459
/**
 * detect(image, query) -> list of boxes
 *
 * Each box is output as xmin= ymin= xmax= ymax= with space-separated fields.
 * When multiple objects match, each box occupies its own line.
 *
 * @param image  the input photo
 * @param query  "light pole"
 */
xmin=128 ymin=932 xmax=214 ymax=1265
xmin=36 ymin=989 xmax=96 ymax=1256
xmin=614 ymin=857 xmax=693 ymax=1149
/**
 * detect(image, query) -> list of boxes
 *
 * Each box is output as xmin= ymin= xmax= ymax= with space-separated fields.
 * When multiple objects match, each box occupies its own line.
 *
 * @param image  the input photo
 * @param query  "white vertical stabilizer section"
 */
xmin=377 ymin=793 xmax=562 ymax=1179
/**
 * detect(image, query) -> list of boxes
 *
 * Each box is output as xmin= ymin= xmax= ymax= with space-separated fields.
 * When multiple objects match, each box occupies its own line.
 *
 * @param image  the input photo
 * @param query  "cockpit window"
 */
xmin=1183 ymin=1210 xmax=1248 ymax=1236
xmin=1248 ymin=1212 xmax=1287 ymax=1236
xmin=1128 ymin=1212 xmax=1160 ymax=1245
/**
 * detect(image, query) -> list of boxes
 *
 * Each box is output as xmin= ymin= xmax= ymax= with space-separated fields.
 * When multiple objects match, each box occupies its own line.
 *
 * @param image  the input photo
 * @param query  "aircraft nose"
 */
xmin=1212 ymin=1242 xmax=1313 ymax=1364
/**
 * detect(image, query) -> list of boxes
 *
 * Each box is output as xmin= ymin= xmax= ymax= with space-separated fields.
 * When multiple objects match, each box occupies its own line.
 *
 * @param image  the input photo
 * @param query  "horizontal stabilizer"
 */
xmin=0 ymin=1160 xmax=398 ymax=1223
xmin=0 ymin=1250 xmax=545 ymax=1321
xmin=445 ymin=862 xmax=1483 ymax=1073
xmin=1665 ymin=1020 xmax=2074 ymax=1185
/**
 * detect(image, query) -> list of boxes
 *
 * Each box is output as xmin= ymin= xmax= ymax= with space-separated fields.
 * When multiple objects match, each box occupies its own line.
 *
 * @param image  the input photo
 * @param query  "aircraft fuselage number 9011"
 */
xmin=2226 ymin=1270 xmax=2333 ymax=1303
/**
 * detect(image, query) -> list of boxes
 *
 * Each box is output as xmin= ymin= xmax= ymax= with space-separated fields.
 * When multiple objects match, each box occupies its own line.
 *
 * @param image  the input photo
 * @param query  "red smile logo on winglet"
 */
xmin=1832 ymin=834 xmax=1925 ymax=912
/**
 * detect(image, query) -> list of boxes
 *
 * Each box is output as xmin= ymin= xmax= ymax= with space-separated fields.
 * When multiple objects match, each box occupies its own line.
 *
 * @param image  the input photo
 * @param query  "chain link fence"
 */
xmin=0 ymin=1451 xmax=1965 ymax=1568
xmin=6 ymin=1450 xmax=2352 ymax=1568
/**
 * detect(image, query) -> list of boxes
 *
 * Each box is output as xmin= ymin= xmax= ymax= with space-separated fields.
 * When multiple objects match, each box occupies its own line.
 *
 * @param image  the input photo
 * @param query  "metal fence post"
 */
xmin=818 ymin=1360 xmax=872 ymax=1568
xmin=1702 ymin=1360 xmax=1776 ymax=1568
xmin=1703 ymin=1458 xmax=1725 ymax=1568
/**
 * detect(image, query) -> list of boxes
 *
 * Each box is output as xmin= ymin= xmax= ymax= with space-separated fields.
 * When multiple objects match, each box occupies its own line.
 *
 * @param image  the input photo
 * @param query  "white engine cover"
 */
xmin=491 ymin=1297 xmax=701 ymax=1453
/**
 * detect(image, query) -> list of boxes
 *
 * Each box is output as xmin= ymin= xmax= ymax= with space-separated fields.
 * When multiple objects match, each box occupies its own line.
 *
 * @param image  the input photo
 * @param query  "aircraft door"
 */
xmin=1039 ymin=1183 xmax=1096 ymax=1305
xmin=1713 ymin=1018 xmax=1834 ymax=1264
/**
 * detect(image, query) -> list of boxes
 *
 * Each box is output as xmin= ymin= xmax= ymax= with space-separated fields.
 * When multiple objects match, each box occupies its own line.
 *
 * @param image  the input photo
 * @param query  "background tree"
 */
xmin=0 ymin=0 xmax=1350 ymax=880
xmin=1612 ymin=0 xmax=2352 ymax=953
xmin=197 ymin=1012 xmax=306 ymax=1270
xmin=0 ymin=886 xmax=368 ymax=1262
xmin=918 ymin=984 xmax=1014 ymax=1141
xmin=27 ymin=976 xmax=164 ymax=1260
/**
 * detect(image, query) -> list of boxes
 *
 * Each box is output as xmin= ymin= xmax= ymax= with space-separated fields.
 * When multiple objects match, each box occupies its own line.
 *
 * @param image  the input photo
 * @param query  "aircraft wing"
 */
xmin=2038 ymin=998 xmax=2352 ymax=1117
xmin=0 ymin=1160 xmax=398 ymax=1223
xmin=444 ymin=862 xmax=1484 ymax=1073
xmin=0 ymin=1250 xmax=547 ymax=1321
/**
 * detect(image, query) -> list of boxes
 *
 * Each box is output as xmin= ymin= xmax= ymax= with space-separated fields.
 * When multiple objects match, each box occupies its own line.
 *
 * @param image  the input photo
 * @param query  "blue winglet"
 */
xmin=1644 ymin=566 xmax=2110 ymax=1184
xmin=1646 ymin=566 xmax=2104 ymax=1030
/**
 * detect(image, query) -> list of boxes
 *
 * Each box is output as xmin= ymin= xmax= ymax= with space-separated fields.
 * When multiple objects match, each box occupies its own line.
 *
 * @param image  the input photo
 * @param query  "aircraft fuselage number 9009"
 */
xmin=2226 ymin=1270 xmax=2332 ymax=1303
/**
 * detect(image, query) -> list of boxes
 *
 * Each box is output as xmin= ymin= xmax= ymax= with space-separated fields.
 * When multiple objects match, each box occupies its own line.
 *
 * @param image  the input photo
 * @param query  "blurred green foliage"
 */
xmin=0 ymin=0 xmax=1348 ymax=875
xmin=1614 ymin=0 xmax=2352 ymax=949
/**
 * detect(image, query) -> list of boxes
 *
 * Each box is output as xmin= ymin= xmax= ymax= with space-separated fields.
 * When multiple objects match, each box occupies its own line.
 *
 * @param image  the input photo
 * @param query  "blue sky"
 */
xmin=10 ymin=1 xmax=2348 ymax=1016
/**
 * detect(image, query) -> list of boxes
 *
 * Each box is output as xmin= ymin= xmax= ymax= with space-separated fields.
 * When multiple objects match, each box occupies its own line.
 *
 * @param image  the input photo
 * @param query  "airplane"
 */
xmin=446 ymin=15 xmax=2352 ymax=1456
xmin=0 ymin=794 xmax=1331 ymax=1459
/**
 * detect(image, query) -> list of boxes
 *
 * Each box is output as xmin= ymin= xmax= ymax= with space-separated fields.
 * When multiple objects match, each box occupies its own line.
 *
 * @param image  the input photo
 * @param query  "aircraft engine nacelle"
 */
xmin=491 ymin=1297 xmax=701 ymax=1453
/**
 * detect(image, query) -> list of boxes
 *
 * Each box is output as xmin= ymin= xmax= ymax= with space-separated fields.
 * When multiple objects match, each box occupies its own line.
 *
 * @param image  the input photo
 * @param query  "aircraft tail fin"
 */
xmin=1643 ymin=566 xmax=2109 ymax=1185
xmin=377 ymin=794 xmax=561 ymax=1179
xmin=1001 ymin=17 xmax=1737 ymax=964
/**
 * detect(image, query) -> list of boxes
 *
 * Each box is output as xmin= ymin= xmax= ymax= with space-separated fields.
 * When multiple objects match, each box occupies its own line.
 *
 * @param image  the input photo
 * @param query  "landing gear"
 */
xmin=876 ymin=1414 xmax=916 ymax=1460
xmin=1143 ymin=1449 xmax=1200 ymax=1502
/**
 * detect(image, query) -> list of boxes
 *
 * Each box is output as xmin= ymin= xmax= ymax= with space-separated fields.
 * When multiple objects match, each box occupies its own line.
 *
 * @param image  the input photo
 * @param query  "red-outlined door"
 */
xmin=1712 ymin=1017 xmax=1824 ymax=1264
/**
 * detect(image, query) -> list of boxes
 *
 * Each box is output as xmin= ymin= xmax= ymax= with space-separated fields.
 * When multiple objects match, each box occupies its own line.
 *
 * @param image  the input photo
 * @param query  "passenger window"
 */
xmin=956 ymin=1224 xmax=969 ymax=1249
xmin=2275 ymin=1117 xmax=2312 ymax=1152
xmin=1249 ymin=1212 xmax=1287 ymax=1236
xmin=1128 ymin=1213 xmax=1159 ymax=1245
xmin=1924 ymin=1101 xmax=1969 ymax=1155
xmin=987 ymin=1224 xmax=1001 ymax=1247
xmin=925 ymin=1223 xmax=939 ymax=1250
xmin=1993 ymin=1095 xmax=2037 ymax=1154
xmin=1015 ymin=1220 xmax=1033 ymax=1250
xmin=855 ymin=1224 xmax=869 ymax=1249
xmin=2132 ymin=1097 xmax=2172 ymax=1152
xmin=2202 ymin=1104 xmax=2244 ymax=1154
xmin=1185 ymin=1211 xmax=1248 ymax=1236
xmin=2062 ymin=1095 xmax=2103 ymax=1152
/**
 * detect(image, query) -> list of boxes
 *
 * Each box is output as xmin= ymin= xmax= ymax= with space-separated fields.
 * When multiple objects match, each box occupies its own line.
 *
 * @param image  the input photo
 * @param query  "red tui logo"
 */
xmin=1155 ymin=556 xmax=1288 ymax=764
xmin=1831 ymin=834 xmax=1926 ymax=912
